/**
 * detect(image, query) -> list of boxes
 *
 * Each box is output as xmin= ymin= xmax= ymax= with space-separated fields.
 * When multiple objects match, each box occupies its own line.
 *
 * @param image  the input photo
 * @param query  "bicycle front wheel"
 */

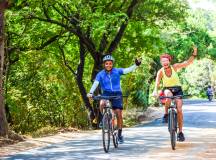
xmin=102 ymin=112 xmax=111 ymax=153
xmin=170 ymin=130 xmax=176 ymax=150
xmin=168 ymin=110 xmax=177 ymax=150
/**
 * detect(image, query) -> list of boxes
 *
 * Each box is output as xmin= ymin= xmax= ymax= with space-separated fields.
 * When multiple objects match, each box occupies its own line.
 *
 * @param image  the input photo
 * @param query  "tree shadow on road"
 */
xmin=3 ymin=122 xmax=169 ymax=160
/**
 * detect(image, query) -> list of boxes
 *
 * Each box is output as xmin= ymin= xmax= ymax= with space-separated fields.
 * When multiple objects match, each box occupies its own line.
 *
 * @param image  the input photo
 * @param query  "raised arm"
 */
xmin=173 ymin=47 xmax=197 ymax=71
xmin=123 ymin=58 xmax=142 ymax=74
xmin=123 ymin=64 xmax=138 ymax=74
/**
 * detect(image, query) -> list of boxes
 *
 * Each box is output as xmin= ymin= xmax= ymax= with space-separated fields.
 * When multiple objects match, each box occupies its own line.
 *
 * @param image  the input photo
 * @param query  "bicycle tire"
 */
xmin=168 ymin=110 xmax=176 ymax=150
xmin=170 ymin=130 xmax=176 ymax=150
xmin=113 ymin=131 xmax=118 ymax=148
xmin=102 ymin=112 xmax=111 ymax=153
xmin=112 ymin=115 xmax=118 ymax=148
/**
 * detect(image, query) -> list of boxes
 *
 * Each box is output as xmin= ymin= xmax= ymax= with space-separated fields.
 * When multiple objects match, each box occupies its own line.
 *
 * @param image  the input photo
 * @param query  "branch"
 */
xmin=8 ymin=31 xmax=65 ymax=52
xmin=29 ymin=14 xmax=97 ymax=58
xmin=52 ymin=2 xmax=79 ymax=26
xmin=36 ymin=34 xmax=60 ymax=50
xmin=58 ymin=44 xmax=77 ymax=76
xmin=29 ymin=15 xmax=71 ymax=30
xmin=28 ymin=1 xmax=98 ymax=60
xmin=8 ymin=1 xmax=29 ymax=10
xmin=107 ymin=0 xmax=139 ymax=53
xmin=57 ymin=2 xmax=71 ymax=19
xmin=75 ymin=27 xmax=97 ymax=59
xmin=64 ymin=4 xmax=80 ymax=25
xmin=41 ymin=0 xmax=50 ymax=20
xmin=61 ymin=32 xmax=72 ymax=47
xmin=98 ymin=23 xmax=116 ymax=53
xmin=51 ymin=3 xmax=70 ymax=21
xmin=98 ymin=33 xmax=108 ymax=53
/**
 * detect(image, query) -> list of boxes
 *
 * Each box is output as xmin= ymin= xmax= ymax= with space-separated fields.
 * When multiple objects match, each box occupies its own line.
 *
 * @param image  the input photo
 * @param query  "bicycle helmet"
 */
xmin=160 ymin=53 xmax=172 ymax=61
xmin=102 ymin=55 xmax=114 ymax=62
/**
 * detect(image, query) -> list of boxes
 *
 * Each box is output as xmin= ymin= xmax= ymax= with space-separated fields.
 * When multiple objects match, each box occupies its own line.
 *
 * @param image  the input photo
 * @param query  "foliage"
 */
xmin=6 ymin=49 xmax=89 ymax=133
xmin=3 ymin=0 xmax=216 ymax=134
xmin=180 ymin=58 xmax=216 ymax=97
xmin=31 ymin=126 xmax=58 ymax=138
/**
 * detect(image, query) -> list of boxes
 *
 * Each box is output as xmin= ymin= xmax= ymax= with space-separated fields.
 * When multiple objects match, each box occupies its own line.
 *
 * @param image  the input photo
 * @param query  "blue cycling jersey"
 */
xmin=95 ymin=68 xmax=124 ymax=92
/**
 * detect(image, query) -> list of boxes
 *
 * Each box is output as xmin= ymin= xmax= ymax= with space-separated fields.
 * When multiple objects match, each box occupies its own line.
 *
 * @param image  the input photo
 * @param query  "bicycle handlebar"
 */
xmin=159 ymin=94 xmax=191 ymax=100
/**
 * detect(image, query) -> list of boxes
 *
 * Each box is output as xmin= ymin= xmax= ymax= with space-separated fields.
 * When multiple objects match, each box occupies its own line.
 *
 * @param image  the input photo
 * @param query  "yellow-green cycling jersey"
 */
xmin=162 ymin=66 xmax=181 ymax=87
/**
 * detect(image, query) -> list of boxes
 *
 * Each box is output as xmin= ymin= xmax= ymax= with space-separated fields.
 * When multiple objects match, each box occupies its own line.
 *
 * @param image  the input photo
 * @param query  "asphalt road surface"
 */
xmin=2 ymin=99 xmax=216 ymax=160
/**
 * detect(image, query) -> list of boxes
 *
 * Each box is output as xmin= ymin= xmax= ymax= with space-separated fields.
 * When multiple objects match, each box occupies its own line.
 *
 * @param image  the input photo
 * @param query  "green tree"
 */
xmin=7 ymin=0 xmax=188 ymax=116
xmin=0 ymin=0 xmax=31 ymax=135
xmin=2 ymin=0 xmax=193 ymax=132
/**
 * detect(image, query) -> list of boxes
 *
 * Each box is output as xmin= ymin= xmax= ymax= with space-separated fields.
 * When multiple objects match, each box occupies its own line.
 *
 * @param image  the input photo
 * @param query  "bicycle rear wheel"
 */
xmin=112 ymin=115 xmax=118 ymax=148
xmin=102 ymin=112 xmax=111 ymax=153
xmin=168 ymin=110 xmax=177 ymax=150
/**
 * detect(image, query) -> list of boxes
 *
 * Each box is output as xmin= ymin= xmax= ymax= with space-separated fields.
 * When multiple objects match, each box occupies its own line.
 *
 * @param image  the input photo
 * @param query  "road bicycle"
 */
xmin=159 ymin=95 xmax=188 ymax=150
xmin=93 ymin=95 xmax=120 ymax=153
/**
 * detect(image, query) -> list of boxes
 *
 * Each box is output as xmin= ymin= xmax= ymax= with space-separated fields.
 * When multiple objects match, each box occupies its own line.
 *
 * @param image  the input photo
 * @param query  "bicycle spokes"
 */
xmin=103 ymin=116 xmax=110 ymax=132
xmin=102 ymin=113 xmax=111 ymax=153
xmin=112 ymin=114 xmax=118 ymax=148
xmin=113 ymin=130 xmax=118 ymax=148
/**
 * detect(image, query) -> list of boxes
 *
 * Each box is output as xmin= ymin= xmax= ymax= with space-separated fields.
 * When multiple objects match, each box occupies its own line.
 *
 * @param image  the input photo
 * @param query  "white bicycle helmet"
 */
xmin=102 ymin=55 xmax=114 ymax=62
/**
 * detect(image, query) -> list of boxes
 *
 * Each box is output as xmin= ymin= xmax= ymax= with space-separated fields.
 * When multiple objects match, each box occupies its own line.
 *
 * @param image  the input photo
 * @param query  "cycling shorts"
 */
xmin=163 ymin=86 xmax=183 ymax=97
xmin=102 ymin=91 xmax=123 ymax=110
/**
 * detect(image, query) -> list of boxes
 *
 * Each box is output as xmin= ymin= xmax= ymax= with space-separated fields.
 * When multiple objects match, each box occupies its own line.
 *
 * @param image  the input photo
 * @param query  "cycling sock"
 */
xmin=118 ymin=129 xmax=122 ymax=137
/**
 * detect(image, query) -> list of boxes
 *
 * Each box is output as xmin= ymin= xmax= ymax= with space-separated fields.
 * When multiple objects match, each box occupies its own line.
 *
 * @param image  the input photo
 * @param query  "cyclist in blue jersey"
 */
xmin=88 ymin=55 xmax=142 ymax=143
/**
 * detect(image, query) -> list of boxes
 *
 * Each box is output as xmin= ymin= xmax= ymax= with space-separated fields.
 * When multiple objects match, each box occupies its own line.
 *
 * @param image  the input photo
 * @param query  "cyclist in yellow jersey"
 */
xmin=153 ymin=46 xmax=197 ymax=141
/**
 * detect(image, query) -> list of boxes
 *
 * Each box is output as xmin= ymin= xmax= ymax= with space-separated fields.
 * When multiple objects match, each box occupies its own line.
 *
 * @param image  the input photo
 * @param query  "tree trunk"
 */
xmin=0 ymin=7 xmax=8 ymax=137
xmin=76 ymin=39 xmax=95 ymax=119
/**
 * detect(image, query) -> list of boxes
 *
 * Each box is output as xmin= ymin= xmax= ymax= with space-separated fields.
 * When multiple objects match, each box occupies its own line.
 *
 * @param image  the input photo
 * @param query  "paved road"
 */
xmin=2 ymin=99 xmax=216 ymax=160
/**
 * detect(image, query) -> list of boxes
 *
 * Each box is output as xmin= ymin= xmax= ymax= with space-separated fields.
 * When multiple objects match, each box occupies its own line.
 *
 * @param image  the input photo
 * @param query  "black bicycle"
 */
xmin=93 ymin=95 xmax=120 ymax=153
xmin=159 ymin=95 xmax=189 ymax=150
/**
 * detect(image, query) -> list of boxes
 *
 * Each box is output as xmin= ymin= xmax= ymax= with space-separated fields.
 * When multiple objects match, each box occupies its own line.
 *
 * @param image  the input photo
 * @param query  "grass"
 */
xmin=30 ymin=126 xmax=59 ymax=138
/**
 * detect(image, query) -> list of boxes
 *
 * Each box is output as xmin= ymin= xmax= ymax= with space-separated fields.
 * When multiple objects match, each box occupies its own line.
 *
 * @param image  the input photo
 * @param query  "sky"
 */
xmin=188 ymin=0 xmax=216 ymax=11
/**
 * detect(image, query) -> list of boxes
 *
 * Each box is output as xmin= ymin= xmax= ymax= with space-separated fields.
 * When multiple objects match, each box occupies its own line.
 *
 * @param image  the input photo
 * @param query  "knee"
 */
xmin=164 ymin=89 xmax=172 ymax=96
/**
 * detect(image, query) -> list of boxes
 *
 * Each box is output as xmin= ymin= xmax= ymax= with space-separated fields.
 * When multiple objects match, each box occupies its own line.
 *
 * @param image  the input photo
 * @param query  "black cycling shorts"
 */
xmin=163 ymin=86 xmax=183 ymax=97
